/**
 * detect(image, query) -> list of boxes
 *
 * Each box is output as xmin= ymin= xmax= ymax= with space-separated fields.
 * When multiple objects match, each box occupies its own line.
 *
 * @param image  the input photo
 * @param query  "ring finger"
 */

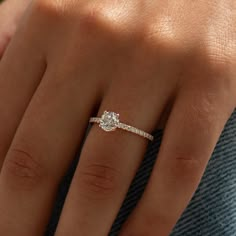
xmin=55 ymin=74 xmax=173 ymax=235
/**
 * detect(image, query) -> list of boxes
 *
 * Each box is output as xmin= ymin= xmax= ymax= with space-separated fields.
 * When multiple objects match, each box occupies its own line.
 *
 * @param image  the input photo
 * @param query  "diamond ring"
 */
xmin=89 ymin=111 xmax=154 ymax=141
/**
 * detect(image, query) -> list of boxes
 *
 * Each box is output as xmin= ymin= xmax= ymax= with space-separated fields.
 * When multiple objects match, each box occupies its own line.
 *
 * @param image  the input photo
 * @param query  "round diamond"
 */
xmin=99 ymin=111 xmax=119 ymax=132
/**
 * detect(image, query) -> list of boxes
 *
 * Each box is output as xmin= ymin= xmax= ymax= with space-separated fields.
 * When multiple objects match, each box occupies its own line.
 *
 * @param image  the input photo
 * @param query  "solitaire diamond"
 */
xmin=99 ymin=111 xmax=120 ymax=132
xmin=89 ymin=110 xmax=154 ymax=141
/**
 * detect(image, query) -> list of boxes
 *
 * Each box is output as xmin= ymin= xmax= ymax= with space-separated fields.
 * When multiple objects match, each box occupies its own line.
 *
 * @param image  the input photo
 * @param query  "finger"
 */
xmin=0 ymin=34 xmax=10 ymax=59
xmin=0 ymin=1 xmax=15 ymax=59
xmin=0 ymin=9 xmax=46 ymax=168
xmin=0 ymin=0 xmax=28 ymax=58
xmin=0 ymin=62 xmax=99 ymax=235
xmin=119 ymin=86 xmax=235 ymax=236
xmin=55 ymin=75 xmax=171 ymax=236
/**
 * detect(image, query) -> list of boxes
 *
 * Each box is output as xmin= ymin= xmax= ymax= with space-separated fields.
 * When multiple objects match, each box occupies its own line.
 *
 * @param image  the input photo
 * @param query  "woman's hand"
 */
xmin=0 ymin=0 xmax=235 ymax=235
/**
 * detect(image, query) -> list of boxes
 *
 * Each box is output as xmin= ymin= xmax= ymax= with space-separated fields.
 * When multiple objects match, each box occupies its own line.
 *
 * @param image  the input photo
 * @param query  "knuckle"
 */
xmin=77 ymin=163 xmax=120 ymax=199
xmin=174 ymin=155 xmax=203 ymax=170
xmin=205 ymin=52 xmax=236 ymax=101
xmin=167 ymin=152 xmax=205 ymax=184
xmin=79 ymin=7 xmax=103 ymax=30
xmin=207 ymin=50 xmax=230 ymax=68
xmin=78 ymin=4 xmax=140 ymax=42
xmin=144 ymin=17 xmax=182 ymax=52
xmin=204 ymin=53 xmax=236 ymax=106
xmin=33 ymin=0 xmax=69 ymax=20
xmin=3 ymin=146 xmax=45 ymax=190
xmin=190 ymin=96 xmax=218 ymax=125
xmin=186 ymin=90 xmax=232 ymax=128
xmin=204 ymin=38 xmax=235 ymax=73
xmin=122 ymin=208 xmax=175 ymax=236
xmin=145 ymin=27 xmax=178 ymax=50
xmin=78 ymin=7 xmax=117 ymax=41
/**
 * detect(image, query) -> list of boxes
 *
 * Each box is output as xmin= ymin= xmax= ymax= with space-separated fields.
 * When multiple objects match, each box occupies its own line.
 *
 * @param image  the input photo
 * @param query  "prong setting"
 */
xmin=99 ymin=111 xmax=120 ymax=132
xmin=89 ymin=111 xmax=154 ymax=141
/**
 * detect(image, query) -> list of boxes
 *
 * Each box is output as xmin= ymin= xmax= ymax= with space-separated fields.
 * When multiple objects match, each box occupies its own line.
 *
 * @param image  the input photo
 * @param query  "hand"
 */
xmin=0 ymin=0 xmax=31 ymax=58
xmin=0 ymin=0 xmax=235 ymax=235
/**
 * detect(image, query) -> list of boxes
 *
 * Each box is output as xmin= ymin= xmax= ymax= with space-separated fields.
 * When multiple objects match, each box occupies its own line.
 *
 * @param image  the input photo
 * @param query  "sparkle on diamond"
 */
xmin=99 ymin=111 xmax=119 ymax=132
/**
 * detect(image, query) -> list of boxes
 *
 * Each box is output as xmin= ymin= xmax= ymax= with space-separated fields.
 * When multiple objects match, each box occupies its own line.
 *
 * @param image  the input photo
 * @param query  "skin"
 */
xmin=0 ymin=0 xmax=31 ymax=59
xmin=0 ymin=0 xmax=235 ymax=235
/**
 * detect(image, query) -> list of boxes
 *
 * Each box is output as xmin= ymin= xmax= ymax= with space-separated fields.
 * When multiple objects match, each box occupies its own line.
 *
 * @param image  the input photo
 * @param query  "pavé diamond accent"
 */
xmin=89 ymin=111 xmax=154 ymax=141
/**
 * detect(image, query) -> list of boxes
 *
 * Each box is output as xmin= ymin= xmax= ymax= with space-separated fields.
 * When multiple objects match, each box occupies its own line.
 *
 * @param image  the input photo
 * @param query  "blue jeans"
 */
xmin=45 ymin=109 xmax=236 ymax=236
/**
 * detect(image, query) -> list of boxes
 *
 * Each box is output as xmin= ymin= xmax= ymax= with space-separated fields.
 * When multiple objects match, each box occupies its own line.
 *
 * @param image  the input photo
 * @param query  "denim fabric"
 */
xmin=45 ymin=109 xmax=236 ymax=236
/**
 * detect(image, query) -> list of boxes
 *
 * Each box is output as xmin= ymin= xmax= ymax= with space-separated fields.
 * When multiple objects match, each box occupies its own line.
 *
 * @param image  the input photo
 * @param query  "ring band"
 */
xmin=89 ymin=111 xmax=154 ymax=141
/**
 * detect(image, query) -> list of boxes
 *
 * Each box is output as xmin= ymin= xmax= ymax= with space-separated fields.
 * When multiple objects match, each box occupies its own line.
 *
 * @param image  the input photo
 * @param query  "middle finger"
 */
xmin=0 ymin=61 xmax=99 ymax=235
